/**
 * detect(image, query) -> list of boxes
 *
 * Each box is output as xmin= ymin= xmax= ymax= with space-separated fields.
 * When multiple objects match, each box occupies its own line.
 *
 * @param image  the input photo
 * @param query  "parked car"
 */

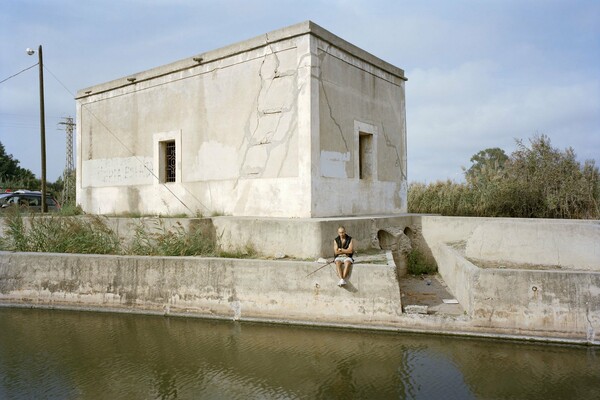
xmin=0 ymin=190 xmax=60 ymax=212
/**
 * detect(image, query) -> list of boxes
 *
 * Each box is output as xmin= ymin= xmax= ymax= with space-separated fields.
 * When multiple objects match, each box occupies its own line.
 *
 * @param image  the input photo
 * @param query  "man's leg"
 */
xmin=342 ymin=260 xmax=352 ymax=279
xmin=335 ymin=260 xmax=343 ymax=279
xmin=335 ymin=260 xmax=347 ymax=286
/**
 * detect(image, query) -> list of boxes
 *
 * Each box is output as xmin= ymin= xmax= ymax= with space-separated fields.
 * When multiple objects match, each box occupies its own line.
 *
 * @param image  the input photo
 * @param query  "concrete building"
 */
xmin=76 ymin=21 xmax=407 ymax=217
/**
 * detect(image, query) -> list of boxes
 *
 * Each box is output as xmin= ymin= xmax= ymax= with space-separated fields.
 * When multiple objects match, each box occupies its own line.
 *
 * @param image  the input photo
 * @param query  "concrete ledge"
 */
xmin=0 ymin=252 xmax=402 ymax=327
xmin=465 ymin=219 xmax=600 ymax=269
xmin=433 ymin=244 xmax=600 ymax=344
xmin=419 ymin=216 xmax=600 ymax=270
xmin=0 ymin=215 xmax=414 ymax=259
xmin=212 ymin=214 xmax=415 ymax=259
xmin=2 ymin=249 xmax=599 ymax=345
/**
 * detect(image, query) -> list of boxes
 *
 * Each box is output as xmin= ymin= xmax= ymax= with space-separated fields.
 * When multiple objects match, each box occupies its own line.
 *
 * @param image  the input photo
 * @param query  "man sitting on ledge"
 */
xmin=334 ymin=226 xmax=354 ymax=287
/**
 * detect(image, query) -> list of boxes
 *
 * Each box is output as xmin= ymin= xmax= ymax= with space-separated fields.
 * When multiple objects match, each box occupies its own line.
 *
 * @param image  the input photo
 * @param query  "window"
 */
xmin=354 ymin=121 xmax=378 ymax=181
xmin=164 ymin=140 xmax=176 ymax=183
xmin=154 ymin=130 xmax=181 ymax=184
xmin=359 ymin=132 xmax=374 ymax=179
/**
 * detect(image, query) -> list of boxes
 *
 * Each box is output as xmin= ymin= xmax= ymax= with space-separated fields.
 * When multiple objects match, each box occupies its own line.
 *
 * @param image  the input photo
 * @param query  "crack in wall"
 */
xmin=274 ymin=52 xmax=310 ymax=178
xmin=585 ymin=278 xmax=597 ymax=343
xmin=380 ymin=123 xmax=406 ymax=181
xmin=317 ymin=47 xmax=349 ymax=152
xmin=234 ymin=38 xmax=301 ymax=191
xmin=234 ymin=48 xmax=271 ymax=188
xmin=228 ymin=48 xmax=312 ymax=215
xmin=585 ymin=303 xmax=595 ymax=343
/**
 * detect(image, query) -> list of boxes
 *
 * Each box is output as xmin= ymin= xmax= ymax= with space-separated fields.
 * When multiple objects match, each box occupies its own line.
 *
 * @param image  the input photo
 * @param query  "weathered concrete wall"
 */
xmin=85 ymin=214 xmax=415 ymax=260
xmin=76 ymin=21 xmax=407 ymax=218
xmin=433 ymin=244 xmax=600 ymax=343
xmin=0 ymin=252 xmax=402 ymax=327
xmin=417 ymin=216 xmax=600 ymax=343
xmin=0 ymin=215 xmax=415 ymax=260
xmin=465 ymin=219 xmax=600 ymax=270
xmin=77 ymin=31 xmax=310 ymax=218
xmin=313 ymin=35 xmax=407 ymax=217
xmin=211 ymin=215 xmax=414 ymax=259
xmin=3 ymin=215 xmax=598 ymax=344
xmin=419 ymin=216 xmax=600 ymax=270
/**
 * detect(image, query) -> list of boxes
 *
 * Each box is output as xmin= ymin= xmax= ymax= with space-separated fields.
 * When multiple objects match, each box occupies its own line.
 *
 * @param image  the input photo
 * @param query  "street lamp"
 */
xmin=26 ymin=45 xmax=47 ymax=213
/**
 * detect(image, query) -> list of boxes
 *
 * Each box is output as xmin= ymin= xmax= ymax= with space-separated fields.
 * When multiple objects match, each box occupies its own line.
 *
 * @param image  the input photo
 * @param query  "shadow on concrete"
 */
xmin=341 ymin=281 xmax=358 ymax=293
xmin=399 ymin=274 xmax=464 ymax=316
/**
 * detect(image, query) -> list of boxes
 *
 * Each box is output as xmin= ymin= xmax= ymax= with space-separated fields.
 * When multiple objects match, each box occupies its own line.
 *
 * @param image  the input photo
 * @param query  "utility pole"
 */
xmin=58 ymin=116 xmax=75 ymax=207
xmin=26 ymin=45 xmax=46 ymax=212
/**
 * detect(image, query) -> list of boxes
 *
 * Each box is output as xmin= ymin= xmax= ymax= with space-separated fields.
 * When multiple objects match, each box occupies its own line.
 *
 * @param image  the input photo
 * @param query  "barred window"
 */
xmin=162 ymin=140 xmax=176 ymax=183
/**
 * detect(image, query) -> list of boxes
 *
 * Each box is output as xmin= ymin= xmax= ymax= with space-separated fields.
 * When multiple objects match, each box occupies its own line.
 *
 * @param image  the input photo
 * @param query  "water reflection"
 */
xmin=0 ymin=308 xmax=598 ymax=399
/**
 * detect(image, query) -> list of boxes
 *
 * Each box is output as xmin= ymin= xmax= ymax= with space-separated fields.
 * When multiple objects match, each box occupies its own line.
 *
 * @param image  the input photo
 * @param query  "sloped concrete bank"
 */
xmin=433 ymin=244 xmax=600 ymax=345
xmin=419 ymin=216 xmax=600 ymax=346
xmin=1 ymin=250 xmax=598 ymax=345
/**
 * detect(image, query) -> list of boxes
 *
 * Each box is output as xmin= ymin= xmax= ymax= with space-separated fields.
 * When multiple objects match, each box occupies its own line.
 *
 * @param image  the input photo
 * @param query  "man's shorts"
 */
xmin=335 ymin=255 xmax=354 ymax=264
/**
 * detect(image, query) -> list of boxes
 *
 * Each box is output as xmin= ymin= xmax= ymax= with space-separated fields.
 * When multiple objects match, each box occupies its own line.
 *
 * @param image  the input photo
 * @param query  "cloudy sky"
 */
xmin=1 ymin=0 xmax=598 ymax=184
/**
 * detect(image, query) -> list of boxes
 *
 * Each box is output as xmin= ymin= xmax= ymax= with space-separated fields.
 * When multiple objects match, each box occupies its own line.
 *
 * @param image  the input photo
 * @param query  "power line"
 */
xmin=43 ymin=65 xmax=76 ymax=97
xmin=0 ymin=63 xmax=38 ymax=85
xmin=4 ymin=61 xmax=207 ymax=214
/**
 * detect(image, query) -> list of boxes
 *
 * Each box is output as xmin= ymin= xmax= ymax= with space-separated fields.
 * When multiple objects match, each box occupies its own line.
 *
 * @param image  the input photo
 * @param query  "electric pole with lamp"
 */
xmin=26 ymin=45 xmax=47 ymax=212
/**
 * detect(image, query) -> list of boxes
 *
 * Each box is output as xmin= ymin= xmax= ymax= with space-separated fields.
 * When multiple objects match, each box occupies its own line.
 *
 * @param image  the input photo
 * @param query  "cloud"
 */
xmin=407 ymin=60 xmax=600 ymax=182
xmin=1 ymin=0 xmax=598 ymax=184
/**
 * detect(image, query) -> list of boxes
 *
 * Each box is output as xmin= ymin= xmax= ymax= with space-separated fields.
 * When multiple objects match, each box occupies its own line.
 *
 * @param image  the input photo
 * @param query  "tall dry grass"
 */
xmin=409 ymin=135 xmax=600 ymax=219
xmin=0 ymin=211 xmax=257 ymax=258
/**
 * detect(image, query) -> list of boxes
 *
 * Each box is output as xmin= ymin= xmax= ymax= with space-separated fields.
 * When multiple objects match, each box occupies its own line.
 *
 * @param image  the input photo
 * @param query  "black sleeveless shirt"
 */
xmin=335 ymin=235 xmax=353 ymax=258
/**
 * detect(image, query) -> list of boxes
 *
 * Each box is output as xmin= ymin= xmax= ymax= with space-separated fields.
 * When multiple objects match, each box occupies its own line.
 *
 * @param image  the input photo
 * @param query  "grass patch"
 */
xmin=58 ymin=204 xmax=84 ymax=216
xmin=217 ymin=243 xmax=257 ymax=259
xmin=407 ymin=248 xmax=437 ymax=275
xmin=0 ymin=211 xmax=214 ymax=256
xmin=126 ymin=219 xmax=215 ymax=256
xmin=0 ymin=209 xmax=120 ymax=254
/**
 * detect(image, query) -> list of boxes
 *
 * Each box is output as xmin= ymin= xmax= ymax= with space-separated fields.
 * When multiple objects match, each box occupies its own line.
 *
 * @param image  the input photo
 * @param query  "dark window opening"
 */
xmin=359 ymin=133 xmax=373 ymax=179
xmin=162 ymin=140 xmax=176 ymax=183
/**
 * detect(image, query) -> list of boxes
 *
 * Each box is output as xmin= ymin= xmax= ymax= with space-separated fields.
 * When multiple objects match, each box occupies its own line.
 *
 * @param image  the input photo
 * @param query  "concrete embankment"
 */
xmin=0 ymin=251 xmax=404 ymax=327
xmin=419 ymin=216 xmax=600 ymax=345
xmin=1 ymin=247 xmax=598 ymax=345
xmin=1 ymin=214 xmax=599 ymax=345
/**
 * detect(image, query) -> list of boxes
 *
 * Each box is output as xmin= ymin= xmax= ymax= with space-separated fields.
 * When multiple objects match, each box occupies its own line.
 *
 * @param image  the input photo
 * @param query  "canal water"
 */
xmin=0 ymin=308 xmax=598 ymax=399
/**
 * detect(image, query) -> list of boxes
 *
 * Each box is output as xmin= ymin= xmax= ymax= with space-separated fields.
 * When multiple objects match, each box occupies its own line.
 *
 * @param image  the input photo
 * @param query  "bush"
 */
xmin=409 ymin=135 xmax=600 ymax=219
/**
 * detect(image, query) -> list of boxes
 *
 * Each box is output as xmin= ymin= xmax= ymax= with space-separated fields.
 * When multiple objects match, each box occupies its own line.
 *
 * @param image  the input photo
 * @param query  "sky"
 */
xmin=1 ymin=0 xmax=598 ymax=184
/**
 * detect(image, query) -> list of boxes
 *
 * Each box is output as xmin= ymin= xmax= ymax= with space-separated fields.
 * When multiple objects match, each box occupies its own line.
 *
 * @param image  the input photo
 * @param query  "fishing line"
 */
xmin=305 ymin=258 xmax=335 ymax=278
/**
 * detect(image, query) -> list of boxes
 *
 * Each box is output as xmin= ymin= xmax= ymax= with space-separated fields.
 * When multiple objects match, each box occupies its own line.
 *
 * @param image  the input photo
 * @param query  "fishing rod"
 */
xmin=305 ymin=258 xmax=335 ymax=278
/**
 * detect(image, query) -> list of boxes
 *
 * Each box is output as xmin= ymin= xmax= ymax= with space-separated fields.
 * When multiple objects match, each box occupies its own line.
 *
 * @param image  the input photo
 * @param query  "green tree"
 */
xmin=465 ymin=147 xmax=508 ymax=185
xmin=0 ymin=141 xmax=38 ymax=190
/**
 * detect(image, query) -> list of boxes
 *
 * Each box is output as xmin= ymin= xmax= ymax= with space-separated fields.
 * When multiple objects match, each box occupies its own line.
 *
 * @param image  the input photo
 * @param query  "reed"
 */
xmin=126 ymin=219 xmax=215 ymax=256
xmin=409 ymin=135 xmax=599 ymax=219
xmin=1 ymin=211 xmax=120 ymax=254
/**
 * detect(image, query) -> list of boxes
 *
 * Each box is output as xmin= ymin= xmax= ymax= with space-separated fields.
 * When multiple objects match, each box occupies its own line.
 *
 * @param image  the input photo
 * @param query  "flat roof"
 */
xmin=76 ymin=21 xmax=405 ymax=99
